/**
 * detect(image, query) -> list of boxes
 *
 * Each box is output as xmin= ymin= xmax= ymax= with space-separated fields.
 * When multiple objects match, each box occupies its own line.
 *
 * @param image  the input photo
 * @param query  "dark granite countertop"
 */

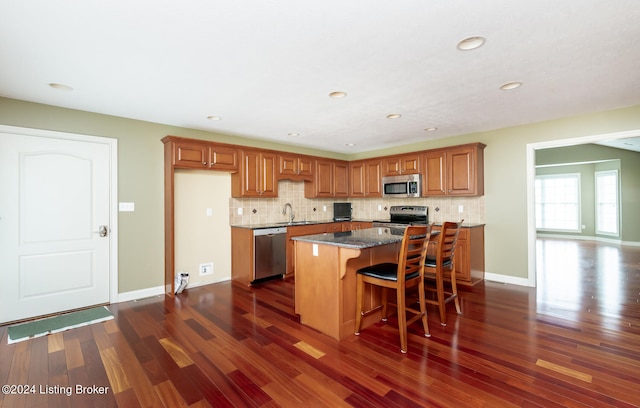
xmin=291 ymin=228 xmax=406 ymax=249
xmin=231 ymin=220 xmax=484 ymax=230
xmin=231 ymin=219 xmax=371 ymax=230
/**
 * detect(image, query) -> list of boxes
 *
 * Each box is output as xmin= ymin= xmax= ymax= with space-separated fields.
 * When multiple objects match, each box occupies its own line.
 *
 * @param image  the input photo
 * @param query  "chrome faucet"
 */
xmin=282 ymin=202 xmax=295 ymax=224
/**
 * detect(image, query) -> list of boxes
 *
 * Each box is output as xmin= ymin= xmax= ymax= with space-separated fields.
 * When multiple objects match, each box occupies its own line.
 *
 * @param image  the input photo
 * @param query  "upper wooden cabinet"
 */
xmin=165 ymin=137 xmax=238 ymax=171
xmin=381 ymin=153 xmax=421 ymax=176
xmin=422 ymin=143 xmax=485 ymax=196
xmin=305 ymin=159 xmax=349 ymax=198
xmin=278 ymin=153 xmax=314 ymax=181
xmin=349 ymin=159 xmax=382 ymax=197
xmin=231 ymin=149 xmax=278 ymax=197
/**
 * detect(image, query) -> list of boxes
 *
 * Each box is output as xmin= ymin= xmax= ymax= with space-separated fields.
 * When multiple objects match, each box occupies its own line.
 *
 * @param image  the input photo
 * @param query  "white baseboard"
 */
xmin=114 ymin=277 xmax=232 ymax=303
xmin=116 ymin=285 xmax=165 ymax=303
xmin=484 ymin=272 xmax=534 ymax=288
xmin=537 ymin=233 xmax=640 ymax=246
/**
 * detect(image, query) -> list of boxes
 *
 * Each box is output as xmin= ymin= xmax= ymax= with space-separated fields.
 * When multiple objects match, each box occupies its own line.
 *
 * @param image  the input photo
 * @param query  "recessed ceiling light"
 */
xmin=345 ymin=143 xmax=355 ymax=147
xmin=329 ymin=91 xmax=347 ymax=98
xmin=457 ymin=36 xmax=486 ymax=51
xmin=48 ymin=83 xmax=73 ymax=91
xmin=386 ymin=113 xmax=401 ymax=119
xmin=424 ymin=127 xmax=438 ymax=132
xmin=206 ymin=115 xmax=221 ymax=120
xmin=500 ymin=81 xmax=523 ymax=90
xmin=288 ymin=132 xmax=300 ymax=137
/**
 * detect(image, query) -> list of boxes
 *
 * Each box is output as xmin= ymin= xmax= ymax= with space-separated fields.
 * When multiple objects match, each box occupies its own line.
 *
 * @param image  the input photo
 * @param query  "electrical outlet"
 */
xmin=237 ymin=207 xmax=243 ymax=215
xmin=199 ymin=262 xmax=213 ymax=276
xmin=323 ymin=206 xmax=327 ymax=212
xmin=206 ymin=208 xmax=212 ymax=216
xmin=378 ymin=205 xmax=382 ymax=211
xmin=458 ymin=205 xmax=464 ymax=213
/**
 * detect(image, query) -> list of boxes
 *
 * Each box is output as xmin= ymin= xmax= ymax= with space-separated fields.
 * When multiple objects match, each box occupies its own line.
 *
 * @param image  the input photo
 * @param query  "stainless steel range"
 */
xmin=372 ymin=205 xmax=428 ymax=234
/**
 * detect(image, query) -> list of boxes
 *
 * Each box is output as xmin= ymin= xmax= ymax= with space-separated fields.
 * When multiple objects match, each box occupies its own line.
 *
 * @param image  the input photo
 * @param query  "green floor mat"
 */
xmin=7 ymin=306 xmax=113 ymax=344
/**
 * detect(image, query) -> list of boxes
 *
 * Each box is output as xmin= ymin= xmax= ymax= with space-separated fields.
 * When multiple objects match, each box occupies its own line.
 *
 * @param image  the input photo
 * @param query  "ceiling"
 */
xmin=1 ymin=1 xmax=640 ymax=154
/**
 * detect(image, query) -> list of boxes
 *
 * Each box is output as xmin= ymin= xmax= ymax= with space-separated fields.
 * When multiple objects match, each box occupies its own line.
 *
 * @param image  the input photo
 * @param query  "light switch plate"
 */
xmin=119 ymin=202 xmax=135 ymax=212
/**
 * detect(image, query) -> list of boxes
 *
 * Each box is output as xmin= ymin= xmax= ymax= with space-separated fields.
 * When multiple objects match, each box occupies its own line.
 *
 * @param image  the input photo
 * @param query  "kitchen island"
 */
xmin=292 ymin=228 xmax=406 ymax=340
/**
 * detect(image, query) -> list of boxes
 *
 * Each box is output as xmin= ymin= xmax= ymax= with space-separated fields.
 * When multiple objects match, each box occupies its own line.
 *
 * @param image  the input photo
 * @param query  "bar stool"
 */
xmin=424 ymin=220 xmax=463 ymax=326
xmin=355 ymin=225 xmax=431 ymax=353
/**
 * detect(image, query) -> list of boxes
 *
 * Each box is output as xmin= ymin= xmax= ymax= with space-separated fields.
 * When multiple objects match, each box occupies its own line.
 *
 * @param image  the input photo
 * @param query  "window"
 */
xmin=595 ymin=170 xmax=619 ymax=235
xmin=535 ymin=174 xmax=581 ymax=232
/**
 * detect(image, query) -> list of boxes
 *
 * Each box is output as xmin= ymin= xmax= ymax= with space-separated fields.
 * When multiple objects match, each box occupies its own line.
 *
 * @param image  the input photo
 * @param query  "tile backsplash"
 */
xmin=230 ymin=180 xmax=484 ymax=226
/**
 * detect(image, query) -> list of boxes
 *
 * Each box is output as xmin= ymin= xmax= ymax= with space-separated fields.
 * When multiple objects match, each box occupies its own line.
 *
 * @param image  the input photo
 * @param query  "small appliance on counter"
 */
xmin=333 ymin=202 xmax=352 ymax=221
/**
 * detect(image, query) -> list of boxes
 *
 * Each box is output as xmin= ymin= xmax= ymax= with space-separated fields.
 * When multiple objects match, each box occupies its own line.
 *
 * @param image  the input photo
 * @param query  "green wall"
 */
xmin=536 ymin=143 xmax=640 ymax=242
xmin=2 ymin=97 xmax=640 ymax=289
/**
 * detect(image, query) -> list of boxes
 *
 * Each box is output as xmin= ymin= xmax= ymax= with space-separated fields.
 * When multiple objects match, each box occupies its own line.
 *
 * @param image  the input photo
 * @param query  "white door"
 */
xmin=0 ymin=127 xmax=115 ymax=324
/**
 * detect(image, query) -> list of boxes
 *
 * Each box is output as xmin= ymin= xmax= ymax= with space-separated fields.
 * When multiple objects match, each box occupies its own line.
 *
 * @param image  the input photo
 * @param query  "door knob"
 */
xmin=95 ymin=225 xmax=109 ymax=237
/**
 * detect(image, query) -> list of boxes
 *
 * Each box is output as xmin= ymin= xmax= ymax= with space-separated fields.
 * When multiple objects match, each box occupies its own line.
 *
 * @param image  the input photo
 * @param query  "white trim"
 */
xmin=526 ymin=129 xmax=640 ymax=287
xmin=537 ymin=233 xmax=640 ymax=246
xmin=0 ymin=125 xmax=119 ymax=305
xmin=116 ymin=278 xmax=233 ymax=302
xmin=484 ymin=273 xmax=533 ymax=287
xmin=116 ymin=285 xmax=165 ymax=303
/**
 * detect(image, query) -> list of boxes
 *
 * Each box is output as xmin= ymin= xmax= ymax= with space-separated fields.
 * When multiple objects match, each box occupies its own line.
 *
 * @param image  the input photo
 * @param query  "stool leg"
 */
xmin=355 ymin=274 xmax=364 ymax=334
xmin=397 ymin=287 xmax=408 ymax=353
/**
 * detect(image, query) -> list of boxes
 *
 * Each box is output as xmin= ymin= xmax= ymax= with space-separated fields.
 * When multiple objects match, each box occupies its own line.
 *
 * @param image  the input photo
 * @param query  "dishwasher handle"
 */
xmin=253 ymin=227 xmax=287 ymax=236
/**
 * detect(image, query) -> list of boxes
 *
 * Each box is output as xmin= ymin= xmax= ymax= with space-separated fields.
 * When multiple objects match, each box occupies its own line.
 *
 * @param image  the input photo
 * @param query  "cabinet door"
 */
xmin=334 ymin=161 xmax=349 ymax=197
xmin=364 ymin=159 xmax=382 ymax=197
xmin=209 ymin=145 xmax=238 ymax=171
xmin=422 ymin=151 xmax=446 ymax=196
xmin=382 ymin=154 xmax=421 ymax=176
xmin=174 ymin=140 xmax=209 ymax=169
xmin=447 ymin=146 xmax=477 ymax=196
xmin=278 ymin=154 xmax=299 ymax=178
xmin=234 ymin=149 xmax=277 ymax=197
xmin=260 ymin=152 xmax=277 ymax=197
xmin=314 ymin=159 xmax=334 ymax=197
xmin=349 ymin=161 xmax=366 ymax=197
xmin=278 ymin=154 xmax=314 ymax=181
xmin=401 ymin=154 xmax=421 ymax=174
xmin=298 ymin=156 xmax=314 ymax=179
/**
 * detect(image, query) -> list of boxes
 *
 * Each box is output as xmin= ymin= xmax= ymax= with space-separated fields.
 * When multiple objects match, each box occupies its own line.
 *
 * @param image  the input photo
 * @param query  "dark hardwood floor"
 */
xmin=1 ymin=238 xmax=639 ymax=407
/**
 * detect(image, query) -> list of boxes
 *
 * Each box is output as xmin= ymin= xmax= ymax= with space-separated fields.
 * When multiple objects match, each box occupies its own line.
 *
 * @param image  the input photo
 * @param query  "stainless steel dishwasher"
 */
xmin=253 ymin=227 xmax=287 ymax=282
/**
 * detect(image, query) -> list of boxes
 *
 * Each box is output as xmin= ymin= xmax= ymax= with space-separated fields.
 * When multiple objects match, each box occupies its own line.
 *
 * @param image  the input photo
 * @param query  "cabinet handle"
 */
xmin=203 ymin=161 xmax=207 ymax=165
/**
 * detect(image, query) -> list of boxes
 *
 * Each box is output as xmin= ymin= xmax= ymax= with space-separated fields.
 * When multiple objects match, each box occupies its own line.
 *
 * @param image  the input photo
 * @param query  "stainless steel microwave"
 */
xmin=382 ymin=174 xmax=421 ymax=198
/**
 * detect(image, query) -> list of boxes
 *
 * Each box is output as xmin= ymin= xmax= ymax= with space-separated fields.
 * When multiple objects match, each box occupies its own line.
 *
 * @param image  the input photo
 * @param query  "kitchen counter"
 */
xmin=231 ymin=219 xmax=372 ymax=230
xmin=232 ymin=220 xmax=484 ymax=230
xmin=292 ymin=227 xmax=405 ymax=249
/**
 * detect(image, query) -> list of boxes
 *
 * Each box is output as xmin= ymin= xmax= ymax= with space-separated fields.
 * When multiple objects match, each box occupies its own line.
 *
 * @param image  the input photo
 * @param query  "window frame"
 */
xmin=594 ymin=169 xmax=620 ymax=236
xmin=535 ymin=173 xmax=582 ymax=233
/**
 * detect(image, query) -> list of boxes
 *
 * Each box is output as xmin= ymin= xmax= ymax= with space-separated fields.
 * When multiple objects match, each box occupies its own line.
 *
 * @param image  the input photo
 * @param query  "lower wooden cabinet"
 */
xmin=285 ymin=224 xmax=328 ymax=276
xmin=285 ymin=221 xmax=373 ymax=276
xmin=428 ymin=225 xmax=485 ymax=285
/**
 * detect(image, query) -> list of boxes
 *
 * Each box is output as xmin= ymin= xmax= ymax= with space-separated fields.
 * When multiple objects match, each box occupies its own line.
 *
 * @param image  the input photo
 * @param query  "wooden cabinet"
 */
xmin=170 ymin=139 xmax=238 ymax=171
xmin=422 ymin=143 xmax=485 ymax=197
xmin=349 ymin=159 xmax=382 ymax=197
xmin=305 ymin=159 xmax=349 ymax=198
xmin=278 ymin=153 xmax=314 ymax=181
xmin=285 ymin=223 xmax=328 ymax=276
xmin=427 ymin=225 xmax=484 ymax=286
xmin=349 ymin=221 xmax=373 ymax=231
xmin=231 ymin=227 xmax=254 ymax=286
xmin=232 ymin=149 xmax=278 ymax=197
xmin=172 ymin=139 xmax=209 ymax=169
xmin=382 ymin=153 xmax=421 ymax=176
xmin=209 ymin=145 xmax=239 ymax=171
xmin=325 ymin=222 xmax=346 ymax=233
